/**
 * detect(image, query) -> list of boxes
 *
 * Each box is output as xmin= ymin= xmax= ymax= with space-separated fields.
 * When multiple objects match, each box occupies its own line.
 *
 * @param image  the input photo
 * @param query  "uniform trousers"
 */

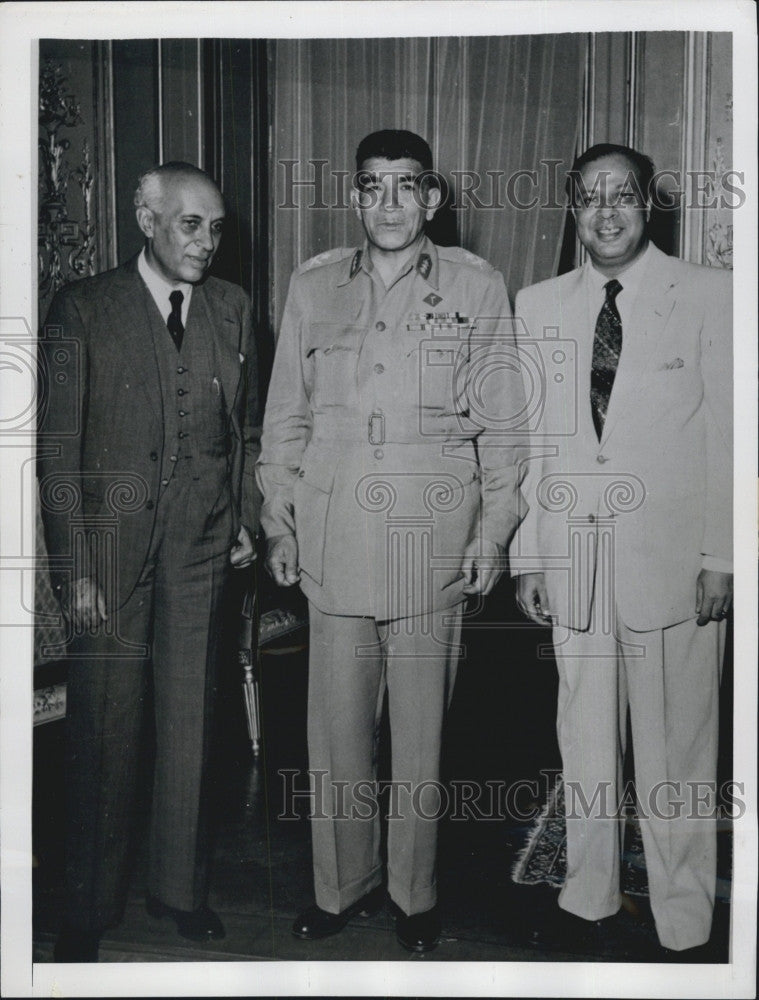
xmin=306 ymin=602 xmax=463 ymax=917
xmin=63 ymin=479 xmax=231 ymax=932
xmin=553 ymin=604 xmax=725 ymax=951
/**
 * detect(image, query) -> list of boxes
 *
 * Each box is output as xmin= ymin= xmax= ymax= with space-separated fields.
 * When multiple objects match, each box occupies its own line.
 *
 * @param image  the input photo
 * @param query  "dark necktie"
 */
xmin=167 ymin=289 xmax=184 ymax=351
xmin=590 ymin=278 xmax=623 ymax=440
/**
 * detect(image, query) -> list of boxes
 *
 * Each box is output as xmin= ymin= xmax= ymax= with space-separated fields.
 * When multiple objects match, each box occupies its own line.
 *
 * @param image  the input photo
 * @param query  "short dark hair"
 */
xmin=355 ymin=130 xmax=434 ymax=173
xmin=566 ymin=143 xmax=656 ymax=205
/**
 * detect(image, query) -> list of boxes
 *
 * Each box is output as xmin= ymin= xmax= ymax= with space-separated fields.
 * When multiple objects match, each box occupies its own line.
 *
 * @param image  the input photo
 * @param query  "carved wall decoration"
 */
xmin=704 ymin=133 xmax=733 ymax=270
xmin=37 ymin=57 xmax=98 ymax=310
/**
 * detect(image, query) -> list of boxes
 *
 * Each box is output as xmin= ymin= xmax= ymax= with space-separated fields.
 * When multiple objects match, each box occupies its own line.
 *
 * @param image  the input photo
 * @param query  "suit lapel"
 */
xmin=558 ymin=268 xmax=594 ymax=438
xmin=103 ymin=257 xmax=163 ymax=417
xmin=601 ymin=246 xmax=679 ymax=445
xmin=194 ymin=281 xmax=243 ymax=412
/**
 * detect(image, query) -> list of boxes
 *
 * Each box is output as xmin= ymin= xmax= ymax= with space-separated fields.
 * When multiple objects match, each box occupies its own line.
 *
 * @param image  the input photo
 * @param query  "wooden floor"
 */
xmin=32 ymin=580 xmax=734 ymax=966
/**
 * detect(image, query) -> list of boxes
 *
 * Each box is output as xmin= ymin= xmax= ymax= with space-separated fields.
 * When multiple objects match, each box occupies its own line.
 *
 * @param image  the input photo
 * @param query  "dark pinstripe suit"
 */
xmin=38 ymin=255 xmax=258 ymax=931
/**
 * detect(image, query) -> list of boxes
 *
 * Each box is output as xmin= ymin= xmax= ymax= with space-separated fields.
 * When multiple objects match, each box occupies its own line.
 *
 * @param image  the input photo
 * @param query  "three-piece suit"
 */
xmin=38 ymin=253 xmax=258 ymax=931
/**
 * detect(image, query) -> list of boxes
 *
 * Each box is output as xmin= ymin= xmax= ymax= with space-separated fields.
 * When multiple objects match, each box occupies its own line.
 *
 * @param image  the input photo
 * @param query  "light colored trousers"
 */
xmin=306 ymin=602 xmax=463 ymax=916
xmin=554 ymin=609 xmax=725 ymax=951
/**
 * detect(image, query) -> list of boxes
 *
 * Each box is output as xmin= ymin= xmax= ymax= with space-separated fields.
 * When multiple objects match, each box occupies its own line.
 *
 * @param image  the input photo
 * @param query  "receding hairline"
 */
xmin=134 ymin=163 xmax=223 ymax=212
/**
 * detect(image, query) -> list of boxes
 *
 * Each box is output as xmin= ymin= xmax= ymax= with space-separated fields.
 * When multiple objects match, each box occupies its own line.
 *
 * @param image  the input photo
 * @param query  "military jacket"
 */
xmin=257 ymin=237 xmax=526 ymax=619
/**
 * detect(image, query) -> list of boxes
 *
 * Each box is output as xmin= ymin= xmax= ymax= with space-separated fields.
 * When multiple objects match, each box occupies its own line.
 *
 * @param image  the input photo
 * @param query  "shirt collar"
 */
xmin=585 ymin=240 xmax=653 ymax=303
xmin=137 ymin=247 xmax=193 ymax=318
xmin=336 ymin=236 xmax=439 ymax=289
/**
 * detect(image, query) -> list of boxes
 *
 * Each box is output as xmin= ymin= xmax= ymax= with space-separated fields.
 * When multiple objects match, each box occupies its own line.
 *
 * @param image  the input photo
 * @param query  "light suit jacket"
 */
xmin=38 ymin=255 xmax=259 ymax=608
xmin=509 ymin=244 xmax=732 ymax=633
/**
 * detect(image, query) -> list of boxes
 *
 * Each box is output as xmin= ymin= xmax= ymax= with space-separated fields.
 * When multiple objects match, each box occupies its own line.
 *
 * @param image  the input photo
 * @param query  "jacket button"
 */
xmin=374 ymin=448 xmax=384 ymax=459
xmin=150 ymin=451 xmax=158 ymax=461
xmin=177 ymin=388 xmax=186 ymax=396
xmin=146 ymin=500 xmax=154 ymax=510
xmin=375 ymin=321 xmax=386 ymax=332
xmin=596 ymin=454 xmax=608 ymax=464
xmin=374 ymin=363 xmax=385 ymax=374
xmin=588 ymin=513 xmax=595 ymax=523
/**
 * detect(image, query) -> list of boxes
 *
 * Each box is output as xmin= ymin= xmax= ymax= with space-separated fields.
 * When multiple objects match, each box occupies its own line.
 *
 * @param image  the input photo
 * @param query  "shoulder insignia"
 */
xmin=437 ymin=245 xmax=493 ymax=271
xmin=298 ymin=248 xmax=354 ymax=273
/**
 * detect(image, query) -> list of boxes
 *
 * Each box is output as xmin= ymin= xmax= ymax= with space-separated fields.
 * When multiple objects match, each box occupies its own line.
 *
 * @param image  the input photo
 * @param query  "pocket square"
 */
xmin=660 ymin=357 xmax=684 ymax=370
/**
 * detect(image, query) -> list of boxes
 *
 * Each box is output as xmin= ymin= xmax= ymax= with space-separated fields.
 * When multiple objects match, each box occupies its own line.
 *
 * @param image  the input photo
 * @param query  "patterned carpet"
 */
xmin=512 ymin=775 xmax=732 ymax=902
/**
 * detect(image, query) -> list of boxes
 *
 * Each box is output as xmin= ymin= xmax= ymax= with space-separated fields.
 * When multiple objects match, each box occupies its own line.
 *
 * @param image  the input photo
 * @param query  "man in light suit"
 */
xmin=257 ymin=130 xmax=526 ymax=952
xmin=38 ymin=162 xmax=259 ymax=961
xmin=511 ymin=143 xmax=732 ymax=955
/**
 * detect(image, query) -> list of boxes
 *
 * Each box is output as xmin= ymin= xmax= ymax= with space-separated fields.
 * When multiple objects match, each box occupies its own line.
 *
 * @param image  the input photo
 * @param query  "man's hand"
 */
xmin=460 ymin=540 xmax=505 ymax=597
xmin=265 ymin=533 xmax=300 ymax=587
xmin=230 ymin=525 xmax=256 ymax=568
xmin=696 ymin=568 xmax=733 ymax=626
xmin=516 ymin=572 xmax=553 ymax=625
xmin=59 ymin=576 xmax=108 ymax=632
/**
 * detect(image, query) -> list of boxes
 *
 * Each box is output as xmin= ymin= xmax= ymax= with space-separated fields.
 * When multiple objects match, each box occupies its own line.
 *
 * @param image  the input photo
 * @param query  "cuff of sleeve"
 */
xmin=701 ymin=555 xmax=733 ymax=573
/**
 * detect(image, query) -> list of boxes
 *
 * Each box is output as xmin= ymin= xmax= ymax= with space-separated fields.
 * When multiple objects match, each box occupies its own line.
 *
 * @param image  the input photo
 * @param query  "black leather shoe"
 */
xmin=292 ymin=885 xmax=385 ymax=940
xmin=525 ymin=905 xmax=619 ymax=954
xmin=146 ymin=893 xmax=225 ymax=941
xmin=395 ymin=906 xmax=441 ymax=953
xmin=661 ymin=942 xmax=717 ymax=963
xmin=54 ymin=926 xmax=101 ymax=962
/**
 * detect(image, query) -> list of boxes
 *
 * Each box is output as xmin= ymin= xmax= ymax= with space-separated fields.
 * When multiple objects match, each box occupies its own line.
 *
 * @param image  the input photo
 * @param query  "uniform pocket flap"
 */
xmin=298 ymin=450 xmax=338 ymax=494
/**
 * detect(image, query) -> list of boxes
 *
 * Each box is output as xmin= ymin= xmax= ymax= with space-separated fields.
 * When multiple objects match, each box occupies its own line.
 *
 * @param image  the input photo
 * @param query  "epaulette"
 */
xmin=297 ymin=248 xmax=355 ymax=274
xmin=437 ymin=246 xmax=494 ymax=271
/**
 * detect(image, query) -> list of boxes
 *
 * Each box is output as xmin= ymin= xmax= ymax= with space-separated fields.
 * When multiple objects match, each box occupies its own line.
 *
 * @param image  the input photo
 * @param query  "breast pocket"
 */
xmin=407 ymin=341 xmax=468 ymax=413
xmin=308 ymin=325 xmax=362 ymax=408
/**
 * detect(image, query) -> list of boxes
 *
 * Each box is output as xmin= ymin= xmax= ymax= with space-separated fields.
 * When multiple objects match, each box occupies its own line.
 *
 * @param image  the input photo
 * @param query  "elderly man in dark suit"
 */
xmin=38 ymin=161 xmax=259 ymax=962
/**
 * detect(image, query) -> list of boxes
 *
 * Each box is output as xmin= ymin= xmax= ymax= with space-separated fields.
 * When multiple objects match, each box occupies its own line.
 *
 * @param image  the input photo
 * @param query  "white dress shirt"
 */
xmin=137 ymin=247 xmax=193 ymax=327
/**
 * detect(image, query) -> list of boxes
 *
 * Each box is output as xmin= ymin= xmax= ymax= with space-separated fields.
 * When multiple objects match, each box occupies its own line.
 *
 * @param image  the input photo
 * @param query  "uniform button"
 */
xmin=149 ymin=451 xmax=158 ymax=461
xmin=161 ymin=478 xmax=169 ymax=486
xmin=169 ymin=455 xmax=177 ymax=462
xmin=178 ymin=410 xmax=187 ymax=417
xmin=298 ymin=470 xmax=305 ymax=477
xmin=146 ymin=500 xmax=154 ymax=510
xmin=374 ymin=363 xmax=385 ymax=374
xmin=374 ymin=448 xmax=384 ymax=459
xmin=177 ymin=366 xmax=186 ymax=374
xmin=177 ymin=388 xmax=186 ymax=396
xmin=375 ymin=321 xmax=386 ymax=332
xmin=596 ymin=454 xmax=608 ymax=464
xmin=588 ymin=514 xmax=595 ymax=523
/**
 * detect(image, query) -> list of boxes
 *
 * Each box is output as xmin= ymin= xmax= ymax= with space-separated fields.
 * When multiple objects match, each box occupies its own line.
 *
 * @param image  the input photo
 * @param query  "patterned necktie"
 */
xmin=167 ymin=290 xmax=184 ymax=351
xmin=590 ymin=278 xmax=623 ymax=440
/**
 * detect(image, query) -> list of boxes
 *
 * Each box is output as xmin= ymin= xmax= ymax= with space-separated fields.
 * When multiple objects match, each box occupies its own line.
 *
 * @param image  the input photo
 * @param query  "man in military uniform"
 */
xmin=257 ymin=130 xmax=525 ymax=952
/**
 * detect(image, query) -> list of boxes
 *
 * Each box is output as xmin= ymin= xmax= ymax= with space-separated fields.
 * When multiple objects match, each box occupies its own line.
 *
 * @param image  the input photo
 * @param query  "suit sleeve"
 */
xmin=255 ymin=273 xmax=313 ymax=540
xmin=699 ymin=269 xmax=732 ymax=566
xmin=239 ymin=292 xmax=262 ymax=534
xmin=37 ymin=287 xmax=88 ymax=592
xmin=469 ymin=270 xmax=529 ymax=549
